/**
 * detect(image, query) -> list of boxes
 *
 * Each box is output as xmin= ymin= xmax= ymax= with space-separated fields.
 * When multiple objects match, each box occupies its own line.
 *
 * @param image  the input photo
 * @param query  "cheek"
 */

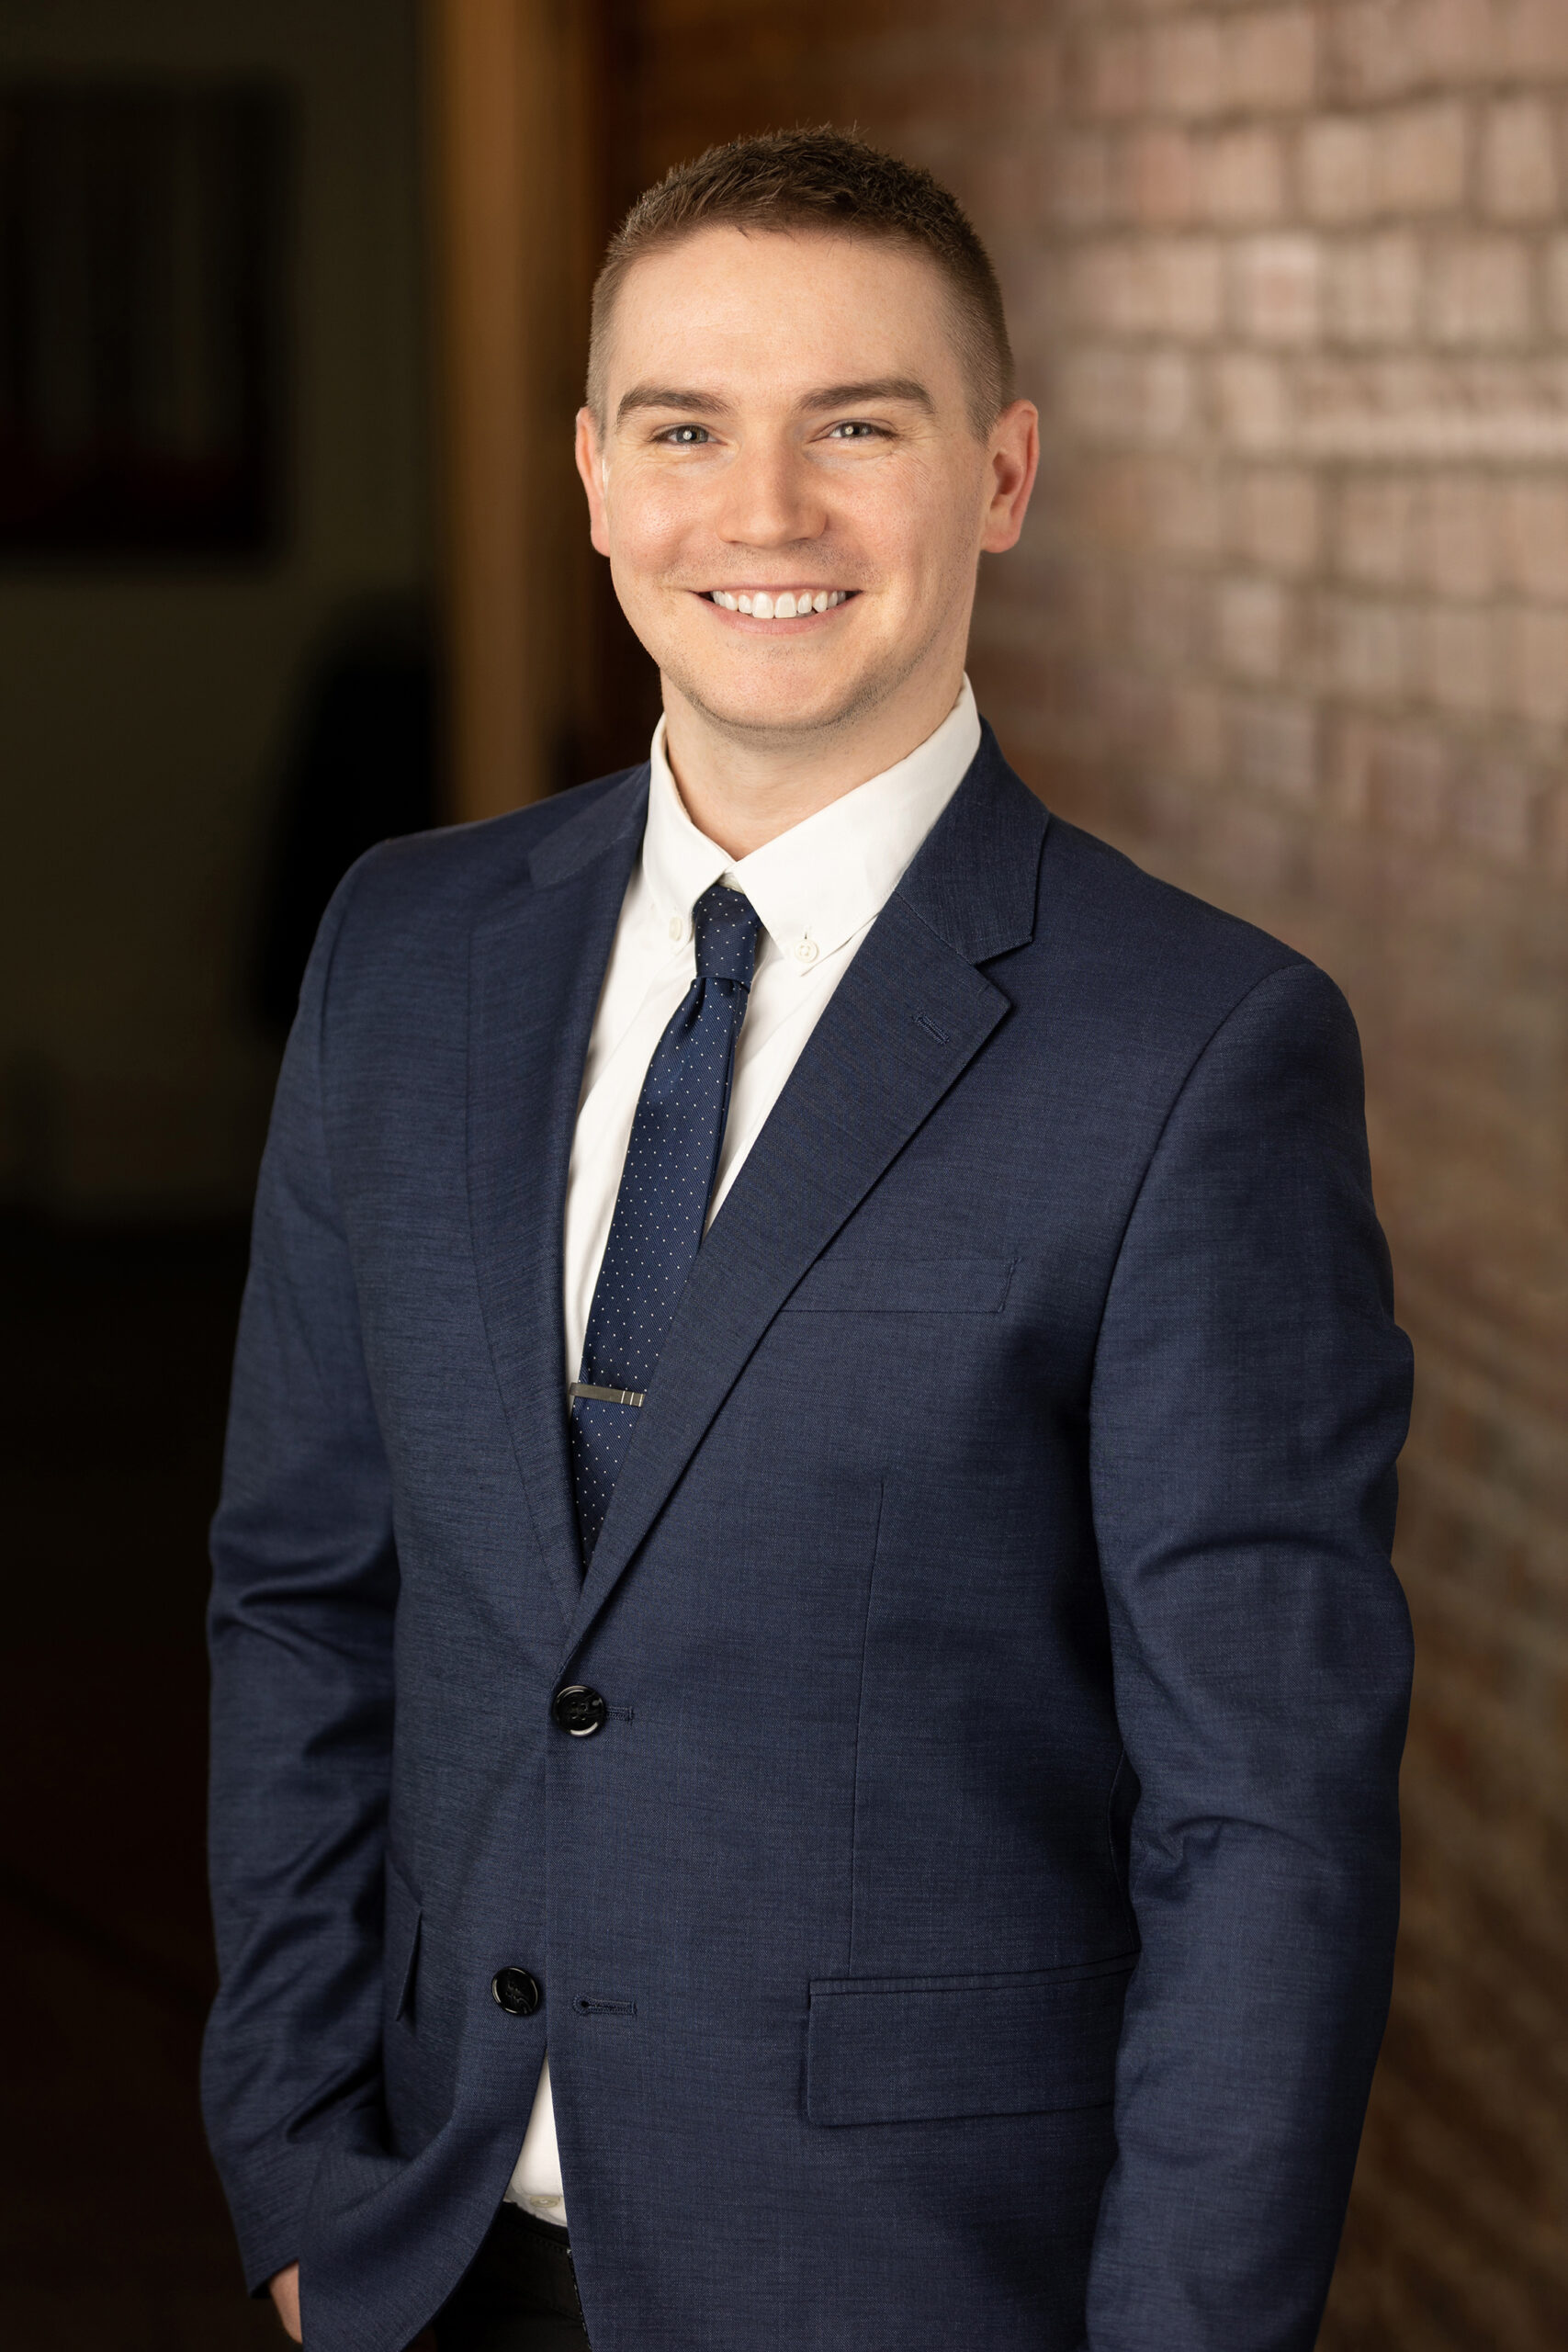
xmin=605 ymin=473 xmax=701 ymax=578
xmin=840 ymin=464 xmax=980 ymax=597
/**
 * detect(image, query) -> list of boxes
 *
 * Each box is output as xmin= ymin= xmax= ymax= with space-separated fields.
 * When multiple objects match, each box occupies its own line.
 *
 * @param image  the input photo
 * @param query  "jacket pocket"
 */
xmin=781 ymin=1256 xmax=1015 ymax=1315
xmin=806 ymin=1955 xmax=1136 ymax=2126
xmin=384 ymin=1849 xmax=423 ymax=2026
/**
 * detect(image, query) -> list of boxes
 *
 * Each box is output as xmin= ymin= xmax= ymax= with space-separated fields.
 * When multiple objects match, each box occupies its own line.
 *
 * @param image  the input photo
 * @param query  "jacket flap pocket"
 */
xmin=806 ymin=1957 xmax=1135 ymax=2127
xmin=384 ymin=1850 xmax=423 ymax=2024
xmin=782 ymin=1257 xmax=1015 ymax=1316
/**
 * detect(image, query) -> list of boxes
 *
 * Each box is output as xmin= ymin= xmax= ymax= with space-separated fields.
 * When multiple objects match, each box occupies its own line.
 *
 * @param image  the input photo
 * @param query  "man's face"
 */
xmin=576 ymin=227 xmax=1036 ymax=745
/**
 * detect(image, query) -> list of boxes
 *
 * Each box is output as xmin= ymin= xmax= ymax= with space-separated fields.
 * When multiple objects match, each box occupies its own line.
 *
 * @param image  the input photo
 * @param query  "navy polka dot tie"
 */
xmin=569 ymin=881 xmax=761 ymax=1560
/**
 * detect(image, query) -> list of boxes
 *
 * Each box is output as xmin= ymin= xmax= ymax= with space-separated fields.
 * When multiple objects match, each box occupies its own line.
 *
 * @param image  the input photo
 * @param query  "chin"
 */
xmin=674 ymin=652 xmax=891 ymax=741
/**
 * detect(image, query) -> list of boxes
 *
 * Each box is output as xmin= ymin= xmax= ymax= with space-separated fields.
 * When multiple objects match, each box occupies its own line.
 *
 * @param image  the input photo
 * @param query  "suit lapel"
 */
xmin=468 ymin=771 xmax=648 ymax=1629
xmin=565 ymin=734 xmax=1050 ymax=1659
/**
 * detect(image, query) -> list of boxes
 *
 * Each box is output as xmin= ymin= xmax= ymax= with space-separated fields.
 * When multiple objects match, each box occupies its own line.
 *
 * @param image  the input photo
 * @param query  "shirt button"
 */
xmin=794 ymin=938 xmax=819 ymax=966
xmin=668 ymin=916 xmax=684 ymax=942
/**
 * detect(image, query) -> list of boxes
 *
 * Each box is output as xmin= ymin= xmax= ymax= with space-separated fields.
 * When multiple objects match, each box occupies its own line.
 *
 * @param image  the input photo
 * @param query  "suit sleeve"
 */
xmin=202 ymin=863 xmax=399 ymax=2295
xmin=1083 ymin=958 xmax=1414 ymax=2352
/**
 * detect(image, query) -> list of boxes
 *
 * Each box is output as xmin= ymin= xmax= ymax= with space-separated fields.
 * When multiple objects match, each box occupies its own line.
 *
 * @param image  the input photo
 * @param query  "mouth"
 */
xmin=700 ymin=588 xmax=857 ymax=621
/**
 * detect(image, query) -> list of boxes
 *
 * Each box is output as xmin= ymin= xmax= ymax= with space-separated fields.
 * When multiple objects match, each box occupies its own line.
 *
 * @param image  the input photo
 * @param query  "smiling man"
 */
xmin=204 ymin=131 xmax=1414 ymax=2352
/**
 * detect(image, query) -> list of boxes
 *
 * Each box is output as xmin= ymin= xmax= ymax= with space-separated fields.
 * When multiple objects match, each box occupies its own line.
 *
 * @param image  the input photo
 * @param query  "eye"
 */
xmin=826 ymin=421 xmax=886 ymax=441
xmin=658 ymin=424 xmax=712 ymax=446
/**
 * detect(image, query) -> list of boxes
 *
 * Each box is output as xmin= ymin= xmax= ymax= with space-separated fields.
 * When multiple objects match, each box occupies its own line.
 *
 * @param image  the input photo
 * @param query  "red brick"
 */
xmin=1481 ymin=99 xmax=1561 ymax=222
xmin=1366 ymin=719 xmax=1453 ymax=836
xmin=1234 ymin=234 xmax=1323 ymax=344
xmin=1149 ymin=458 xmax=1226 ymax=559
xmin=1333 ymin=2 xmax=1419 ymax=102
xmin=1379 ymin=101 xmax=1471 ymax=216
xmin=1501 ymin=480 xmax=1568 ymax=599
xmin=1201 ymin=127 xmax=1286 ymax=225
xmin=1218 ymin=574 xmax=1292 ymax=678
xmin=1047 ymin=133 xmax=1115 ymax=230
xmin=1131 ymin=570 xmax=1207 ymax=672
xmin=1122 ymin=128 xmax=1198 ymax=227
xmin=1231 ymin=466 xmax=1323 ymax=574
xmin=1006 ymin=31 xmax=1064 ymax=119
xmin=1410 ymin=0 xmax=1501 ymax=83
xmin=1420 ymin=602 xmax=1499 ymax=712
xmin=1232 ymin=692 xmax=1320 ymax=800
xmin=1300 ymin=116 xmax=1378 ymax=224
xmin=1449 ymin=753 xmax=1540 ymax=865
xmin=1550 ymin=236 xmax=1568 ymax=336
xmin=1417 ymin=475 xmax=1498 ymax=597
xmin=1540 ymin=781 xmax=1568 ymax=883
xmin=1084 ymin=27 xmax=1149 ymax=122
xmin=1327 ymin=234 xmax=1423 ymax=345
xmin=1148 ymin=17 xmax=1226 ymax=120
xmin=1500 ymin=0 xmax=1568 ymax=74
xmin=1073 ymin=237 xmax=1224 ymax=339
xmin=1322 ymin=593 xmax=1410 ymax=699
xmin=1214 ymin=351 xmax=1291 ymax=449
xmin=1510 ymin=605 xmax=1568 ymax=722
xmin=1060 ymin=347 xmax=1196 ymax=444
xmin=1169 ymin=680 xmax=1227 ymax=781
xmin=1227 ymin=7 xmax=1319 ymax=112
xmin=1427 ymin=234 xmax=1534 ymax=345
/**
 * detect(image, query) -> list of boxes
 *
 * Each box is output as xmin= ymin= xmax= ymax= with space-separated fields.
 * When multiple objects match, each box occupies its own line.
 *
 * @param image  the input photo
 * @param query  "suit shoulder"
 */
xmin=345 ymin=766 xmax=643 ymax=916
xmin=1007 ymin=812 xmax=1354 ymax=1088
xmin=1039 ymin=813 xmax=1307 ymax=998
xmin=313 ymin=764 xmax=645 ymax=982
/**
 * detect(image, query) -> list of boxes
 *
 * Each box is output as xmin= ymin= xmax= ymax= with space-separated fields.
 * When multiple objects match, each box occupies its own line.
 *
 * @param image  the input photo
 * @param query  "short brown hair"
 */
xmin=587 ymin=127 xmax=1014 ymax=437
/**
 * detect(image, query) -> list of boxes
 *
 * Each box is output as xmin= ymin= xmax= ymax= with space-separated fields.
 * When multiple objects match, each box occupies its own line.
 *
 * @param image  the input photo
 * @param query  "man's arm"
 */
xmin=203 ymin=863 xmax=400 ymax=2300
xmin=1085 ymin=958 xmax=1414 ymax=2352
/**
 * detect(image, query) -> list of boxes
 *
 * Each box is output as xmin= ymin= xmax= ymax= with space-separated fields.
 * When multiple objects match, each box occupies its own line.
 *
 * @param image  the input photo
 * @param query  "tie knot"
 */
xmin=693 ymin=881 xmax=760 ymax=987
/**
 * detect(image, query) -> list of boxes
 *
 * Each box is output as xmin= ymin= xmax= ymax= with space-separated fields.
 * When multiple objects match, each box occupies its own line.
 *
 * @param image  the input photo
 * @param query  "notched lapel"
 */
xmin=565 ymin=741 xmax=1050 ymax=1657
xmin=467 ymin=771 xmax=648 ymax=1628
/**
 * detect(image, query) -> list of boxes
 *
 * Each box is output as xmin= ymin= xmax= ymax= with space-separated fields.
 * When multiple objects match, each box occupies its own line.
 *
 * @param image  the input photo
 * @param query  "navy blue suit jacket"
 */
xmin=204 ymin=729 xmax=1413 ymax=2351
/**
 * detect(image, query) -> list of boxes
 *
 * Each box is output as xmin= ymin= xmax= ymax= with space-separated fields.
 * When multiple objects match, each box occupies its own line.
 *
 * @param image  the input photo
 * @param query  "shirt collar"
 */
xmin=642 ymin=677 xmax=981 ymax=969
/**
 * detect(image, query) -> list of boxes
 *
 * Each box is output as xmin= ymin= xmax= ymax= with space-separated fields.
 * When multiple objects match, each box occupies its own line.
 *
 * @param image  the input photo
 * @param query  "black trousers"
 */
xmin=434 ymin=2205 xmax=591 ymax=2352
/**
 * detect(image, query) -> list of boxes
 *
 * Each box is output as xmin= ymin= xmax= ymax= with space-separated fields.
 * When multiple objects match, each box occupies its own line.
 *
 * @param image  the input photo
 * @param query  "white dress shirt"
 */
xmin=506 ymin=676 xmax=982 ymax=2229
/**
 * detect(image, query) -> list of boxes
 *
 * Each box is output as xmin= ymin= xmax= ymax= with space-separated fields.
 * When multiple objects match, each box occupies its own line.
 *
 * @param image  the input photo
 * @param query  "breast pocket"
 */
xmin=780 ymin=1257 xmax=1016 ymax=1316
xmin=805 ymin=1956 xmax=1136 ymax=2126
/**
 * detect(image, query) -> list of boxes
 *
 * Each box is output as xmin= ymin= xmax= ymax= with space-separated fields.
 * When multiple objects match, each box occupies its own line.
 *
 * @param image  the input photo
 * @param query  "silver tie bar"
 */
xmin=568 ymin=1381 xmax=645 ymax=1408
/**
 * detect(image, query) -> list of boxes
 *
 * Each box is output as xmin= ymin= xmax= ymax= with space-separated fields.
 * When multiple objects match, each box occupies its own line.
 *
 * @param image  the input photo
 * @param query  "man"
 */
xmin=205 ymin=130 xmax=1414 ymax=2352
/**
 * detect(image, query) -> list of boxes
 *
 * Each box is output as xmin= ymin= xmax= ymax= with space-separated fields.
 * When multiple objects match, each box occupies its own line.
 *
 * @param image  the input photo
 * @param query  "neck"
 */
xmin=660 ymin=657 xmax=966 ymax=860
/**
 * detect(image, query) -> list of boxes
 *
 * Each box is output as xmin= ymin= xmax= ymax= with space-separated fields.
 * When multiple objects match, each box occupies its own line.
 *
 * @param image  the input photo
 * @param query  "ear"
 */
xmin=575 ymin=408 xmax=611 ymax=557
xmin=979 ymin=399 xmax=1039 ymax=557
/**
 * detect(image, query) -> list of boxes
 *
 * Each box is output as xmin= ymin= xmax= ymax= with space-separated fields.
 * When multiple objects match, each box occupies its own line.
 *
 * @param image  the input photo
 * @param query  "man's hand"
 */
xmin=269 ymin=2262 xmax=436 ymax=2349
xmin=268 ymin=2265 xmax=302 ymax=2342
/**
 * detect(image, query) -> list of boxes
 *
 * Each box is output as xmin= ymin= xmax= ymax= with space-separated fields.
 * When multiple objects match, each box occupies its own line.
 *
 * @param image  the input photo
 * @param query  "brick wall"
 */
xmin=609 ymin=4 xmax=1568 ymax=2343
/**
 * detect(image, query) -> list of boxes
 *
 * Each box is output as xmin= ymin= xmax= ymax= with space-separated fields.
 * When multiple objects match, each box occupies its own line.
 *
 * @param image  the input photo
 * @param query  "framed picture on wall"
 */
xmin=0 ymin=82 xmax=291 ymax=559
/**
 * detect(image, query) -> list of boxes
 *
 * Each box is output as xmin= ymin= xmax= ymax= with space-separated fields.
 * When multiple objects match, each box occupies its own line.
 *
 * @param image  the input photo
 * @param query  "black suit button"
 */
xmin=552 ymin=1684 xmax=608 ymax=1737
xmin=491 ymin=1967 xmax=541 ymax=2017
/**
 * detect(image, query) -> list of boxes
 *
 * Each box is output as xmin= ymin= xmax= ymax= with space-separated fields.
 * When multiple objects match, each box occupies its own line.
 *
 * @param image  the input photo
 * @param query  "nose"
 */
xmin=714 ymin=430 xmax=826 ymax=550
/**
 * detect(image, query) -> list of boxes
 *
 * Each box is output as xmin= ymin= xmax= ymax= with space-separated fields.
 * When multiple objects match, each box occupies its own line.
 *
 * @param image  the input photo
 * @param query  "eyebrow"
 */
xmin=799 ymin=378 xmax=935 ymax=415
xmin=615 ymin=376 xmax=936 ymax=426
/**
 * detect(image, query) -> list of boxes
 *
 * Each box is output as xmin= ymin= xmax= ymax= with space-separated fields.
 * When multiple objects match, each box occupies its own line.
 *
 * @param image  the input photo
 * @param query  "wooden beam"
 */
xmin=428 ymin=0 xmax=594 ymax=820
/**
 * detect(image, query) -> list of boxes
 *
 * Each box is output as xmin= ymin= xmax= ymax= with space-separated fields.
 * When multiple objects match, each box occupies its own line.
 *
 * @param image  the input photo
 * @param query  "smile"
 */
xmin=704 ymin=589 xmax=854 ymax=618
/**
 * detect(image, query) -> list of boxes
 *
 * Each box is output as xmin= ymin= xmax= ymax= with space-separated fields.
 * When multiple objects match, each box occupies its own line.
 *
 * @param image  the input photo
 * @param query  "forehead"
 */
xmin=604 ymin=225 xmax=966 ymax=405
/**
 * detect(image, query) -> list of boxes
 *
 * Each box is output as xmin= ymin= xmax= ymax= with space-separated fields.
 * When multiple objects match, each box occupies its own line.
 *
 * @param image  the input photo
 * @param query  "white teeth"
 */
xmin=716 ymin=588 xmax=849 ymax=616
